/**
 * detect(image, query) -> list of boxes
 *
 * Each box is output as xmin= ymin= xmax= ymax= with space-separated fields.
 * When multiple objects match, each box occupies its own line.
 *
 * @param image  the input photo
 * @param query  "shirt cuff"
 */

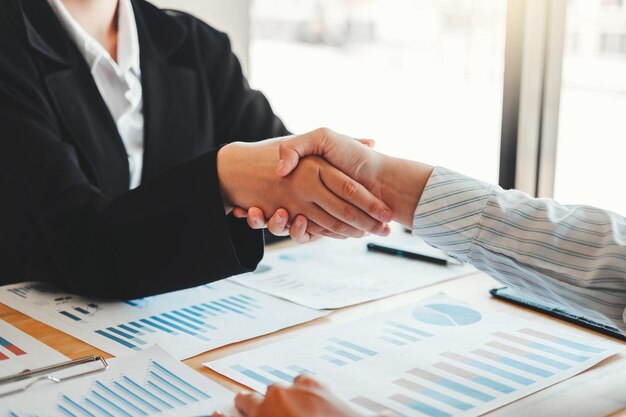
xmin=412 ymin=166 xmax=495 ymax=261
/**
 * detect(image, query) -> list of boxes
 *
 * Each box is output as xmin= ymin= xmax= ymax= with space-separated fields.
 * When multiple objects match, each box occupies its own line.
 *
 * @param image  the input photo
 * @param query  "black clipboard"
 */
xmin=490 ymin=287 xmax=626 ymax=342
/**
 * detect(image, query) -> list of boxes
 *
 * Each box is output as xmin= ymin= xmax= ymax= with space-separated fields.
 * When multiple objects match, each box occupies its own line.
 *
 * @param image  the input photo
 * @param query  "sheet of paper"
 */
xmin=0 ymin=318 xmax=68 ymax=377
xmin=230 ymin=228 xmax=475 ymax=309
xmin=206 ymin=295 xmax=621 ymax=417
xmin=0 ymin=280 xmax=327 ymax=360
xmin=1 ymin=345 xmax=234 ymax=417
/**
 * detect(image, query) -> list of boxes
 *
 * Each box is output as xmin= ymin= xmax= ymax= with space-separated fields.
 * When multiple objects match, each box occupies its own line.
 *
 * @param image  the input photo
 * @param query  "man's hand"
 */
xmin=217 ymin=136 xmax=392 ymax=239
xmin=211 ymin=375 xmax=365 ymax=417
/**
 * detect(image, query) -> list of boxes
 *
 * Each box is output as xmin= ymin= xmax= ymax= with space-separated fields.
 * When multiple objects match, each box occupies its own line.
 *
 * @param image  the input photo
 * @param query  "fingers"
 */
xmin=233 ymin=207 xmax=248 ymax=218
xmin=277 ymin=128 xmax=370 ymax=177
xmin=267 ymin=209 xmax=290 ymax=236
xmin=289 ymin=217 xmax=345 ymax=243
xmin=246 ymin=207 xmax=268 ymax=229
xmin=288 ymin=215 xmax=311 ymax=243
xmin=276 ymin=131 xmax=324 ymax=177
xmin=303 ymin=203 xmax=369 ymax=238
xmin=317 ymin=167 xmax=391 ymax=235
xmin=235 ymin=391 xmax=263 ymax=417
xmin=294 ymin=374 xmax=324 ymax=390
xmin=358 ymin=138 xmax=376 ymax=148
xmin=211 ymin=412 xmax=225 ymax=417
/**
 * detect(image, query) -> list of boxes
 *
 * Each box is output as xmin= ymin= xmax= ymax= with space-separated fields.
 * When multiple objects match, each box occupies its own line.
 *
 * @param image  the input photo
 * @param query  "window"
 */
xmin=249 ymin=0 xmax=507 ymax=183
xmin=553 ymin=0 xmax=626 ymax=214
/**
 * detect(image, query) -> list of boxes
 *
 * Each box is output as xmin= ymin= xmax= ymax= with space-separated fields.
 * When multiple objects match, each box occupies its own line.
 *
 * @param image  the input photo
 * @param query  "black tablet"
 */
xmin=490 ymin=287 xmax=626 ymax=342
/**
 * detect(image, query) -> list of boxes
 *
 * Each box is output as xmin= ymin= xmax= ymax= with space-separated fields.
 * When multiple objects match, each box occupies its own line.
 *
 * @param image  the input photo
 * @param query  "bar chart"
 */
xmin=207 ymin=295 xmax=617 ymax=417
xmin=1 ymin=346 xmax=233 ymax=417
xmin=229 ymin=236 xmax=475 ymax=309
xmin=0 ymin=281 xmax=326 ymax=360
xmin=0 ymin=319 xmax=68 ymax=377
xmin=94 ymin=291 xmax=266 ymax=352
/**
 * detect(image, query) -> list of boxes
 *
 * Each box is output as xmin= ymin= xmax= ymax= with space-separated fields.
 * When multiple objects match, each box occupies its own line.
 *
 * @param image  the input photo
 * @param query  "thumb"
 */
xmin=277 ymin=129 xmax=374 ymax=177
xmin=358 ymin=138 xmax=375 ymax=148
xmin=276 ymin=139 xmax=306 ymax=177
xmin=276 ymin=130 xmax=328 ymax=177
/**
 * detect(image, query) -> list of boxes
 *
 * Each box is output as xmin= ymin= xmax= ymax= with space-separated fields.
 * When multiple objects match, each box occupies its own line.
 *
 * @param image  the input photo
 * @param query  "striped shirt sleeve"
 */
xmin=413 ymin=166 xmax=626 ymax=333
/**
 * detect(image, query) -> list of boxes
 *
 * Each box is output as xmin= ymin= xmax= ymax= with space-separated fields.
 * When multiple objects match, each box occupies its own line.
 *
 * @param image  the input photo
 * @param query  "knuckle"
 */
xmin=331 ymin=220 xmax=347 ymax=234
xmin=342 ymin=179 xmax=358 ymax=198
xmin=341 ymin=204 xmax=356 ymax=223
xmin=367 ymin=200 xmax=379 ymax=216
xmin=316 ymin=127 xmax=332 ymax=137
xmin=266 ymin=384 xmax=282 ymax=397
xmin=321 ymin=229 xmax=334 ymax=237
xmin=367 ymin=220 xmax=382 ymax=234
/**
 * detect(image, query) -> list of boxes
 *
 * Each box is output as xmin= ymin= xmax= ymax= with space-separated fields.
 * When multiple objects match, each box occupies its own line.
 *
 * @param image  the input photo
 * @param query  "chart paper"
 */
xmin=206 ymin=295 xmax=620 ymax=417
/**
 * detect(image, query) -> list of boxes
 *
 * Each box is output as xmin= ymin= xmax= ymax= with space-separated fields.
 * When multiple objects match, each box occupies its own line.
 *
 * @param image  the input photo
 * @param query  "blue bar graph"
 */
xmin=107 ymin=327 xmax=147 ymax=345
xmin=94 ymin=292 xmax=269 ymax=352
xmin=518 ymin=328 xmax=605 ymax=353
xmin=383 ymin=328 xmax=420 ymax=342
xmin=320 ymin=354 xmax=348 ymax=366
xmin=288 ymin=365 xmax=316 ymax=375
xmin=260 ymin=365 xmax=295 ymax=382
xmin=391 ymin=393 xmax=452 ymax=417
xmin=60 ymin=311 xmax=82 ymax=321
xmin=95 ymin=330 xmax=141 ymax=351
xmin=487 ymin=341 xmax=570 ymax=370
xmin=232 ymin=364 xmax=275 ymax=386
xmin=325 ymin=346 xmax=363 ymax=362
xmin=351 ymin=396 xmax=408 ymax=417
xmin=433 ymin=362 xmax=515 ymax=394
xmin=386 ymin=321 xmax=434 ymax=338
xmin=472 ymin=349 xmax=553 ymax=378
xmin=329 ymin=338 xmax=378 ymax=356
xmin=8 ymin=360 xmax=208 ymax=417
xmin=408 ymin=368 xmax=495 ymax=402
xmin=394 ymin=378 xmax=473 ymax=411
xmin=381 ymin=336 xmax=407 ymax=346
xmin=441 ymin=351 xmax=534 ymax=386
xmin=493 ymin=332 xmax=590 ymax=362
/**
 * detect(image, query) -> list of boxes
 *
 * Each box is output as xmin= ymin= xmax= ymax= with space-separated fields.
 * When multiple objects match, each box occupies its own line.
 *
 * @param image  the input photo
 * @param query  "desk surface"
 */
xmin=1 ymin=264 xmax=625 ymax=416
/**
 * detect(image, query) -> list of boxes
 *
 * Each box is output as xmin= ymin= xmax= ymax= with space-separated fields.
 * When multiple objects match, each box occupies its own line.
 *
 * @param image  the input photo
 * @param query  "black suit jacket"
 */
xmin=0 ymin=0 xmax=289 ymax=298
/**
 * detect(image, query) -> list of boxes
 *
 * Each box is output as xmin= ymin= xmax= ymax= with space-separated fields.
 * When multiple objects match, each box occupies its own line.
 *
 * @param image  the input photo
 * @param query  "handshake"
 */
xmin=217 ymin=128 xmax=435 ymax=242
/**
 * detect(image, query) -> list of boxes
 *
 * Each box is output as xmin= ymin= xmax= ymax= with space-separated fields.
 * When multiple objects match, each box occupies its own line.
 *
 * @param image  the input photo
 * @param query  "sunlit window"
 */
xmin=554 ymin=0 xmax=626 ymax=213
xmin=249 ymin=0 xmax=507 ymax=183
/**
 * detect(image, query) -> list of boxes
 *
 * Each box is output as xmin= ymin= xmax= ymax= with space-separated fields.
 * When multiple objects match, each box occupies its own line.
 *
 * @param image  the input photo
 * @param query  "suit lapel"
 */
xmin=20 ymin=0 xmax=199 ymax=195
xmin=133 ymin=1 xmax=199 ymax=181
xmin=45 ymin=68 xmax=130 ymax=198
xmin=20 ymin=0 xmax=130 ymax=198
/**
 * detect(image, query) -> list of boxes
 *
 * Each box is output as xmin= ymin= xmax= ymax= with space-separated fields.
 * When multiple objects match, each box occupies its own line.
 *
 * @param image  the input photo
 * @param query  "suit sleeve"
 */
xmin=0 ymin=65 xmax=263 ymax=299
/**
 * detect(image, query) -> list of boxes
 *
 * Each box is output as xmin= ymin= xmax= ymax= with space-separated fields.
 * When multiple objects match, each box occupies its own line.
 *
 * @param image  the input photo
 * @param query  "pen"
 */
xmin=366 ymin=243 xmax=448 ymax=266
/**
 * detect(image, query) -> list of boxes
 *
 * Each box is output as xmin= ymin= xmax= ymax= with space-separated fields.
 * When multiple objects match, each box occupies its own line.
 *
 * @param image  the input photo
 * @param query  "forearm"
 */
xmin=412 ymin=167 xmax=626 ymax=332
xmin=377 ymin=155 xmax=434 ymax=228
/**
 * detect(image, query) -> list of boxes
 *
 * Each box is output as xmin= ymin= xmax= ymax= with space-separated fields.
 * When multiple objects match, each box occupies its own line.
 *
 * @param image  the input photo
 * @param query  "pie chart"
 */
xmin=412 ymin=303 xmax=482 ymax=326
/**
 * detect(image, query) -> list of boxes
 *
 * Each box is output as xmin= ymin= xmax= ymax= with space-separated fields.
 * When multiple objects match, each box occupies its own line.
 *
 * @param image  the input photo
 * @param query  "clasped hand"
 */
xmin=217 ymin=132 xmax=392 ymax=241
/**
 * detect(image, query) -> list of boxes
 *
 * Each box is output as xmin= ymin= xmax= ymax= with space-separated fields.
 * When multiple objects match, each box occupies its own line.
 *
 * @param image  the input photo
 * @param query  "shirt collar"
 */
xmin=46 ymin=0 xmax=140 ymax=76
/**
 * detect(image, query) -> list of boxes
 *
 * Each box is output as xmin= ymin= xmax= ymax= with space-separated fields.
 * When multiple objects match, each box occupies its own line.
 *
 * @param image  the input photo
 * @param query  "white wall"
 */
xmin=149 ymin=0 xmax=250 ymax=74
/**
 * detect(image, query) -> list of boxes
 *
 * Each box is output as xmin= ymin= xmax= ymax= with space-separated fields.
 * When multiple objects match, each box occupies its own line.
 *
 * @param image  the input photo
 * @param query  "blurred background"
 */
xmin=153 ymin=0 xmax=626 ymax=214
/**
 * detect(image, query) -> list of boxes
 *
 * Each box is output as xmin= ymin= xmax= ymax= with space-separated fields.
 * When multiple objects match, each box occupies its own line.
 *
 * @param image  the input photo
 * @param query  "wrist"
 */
xmin=216 ymin=143 xmax=241 ymax=215
xmin=379 ymin=156 xmax=434 ymax=228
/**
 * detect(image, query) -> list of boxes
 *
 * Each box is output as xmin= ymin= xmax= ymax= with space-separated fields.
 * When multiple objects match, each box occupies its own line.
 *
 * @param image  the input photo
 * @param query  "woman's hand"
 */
xmin=212 ymin=375 xmax=365 ymax=417
xmin=217 ymin=136 xmax=392 ymax=239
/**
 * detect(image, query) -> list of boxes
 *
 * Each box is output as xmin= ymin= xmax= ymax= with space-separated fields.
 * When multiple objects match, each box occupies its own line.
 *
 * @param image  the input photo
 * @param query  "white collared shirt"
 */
xmin=413 ymin=167 xmax=626 ymax=333
xmin=47 ymin=0 xmax=144 ymax=189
